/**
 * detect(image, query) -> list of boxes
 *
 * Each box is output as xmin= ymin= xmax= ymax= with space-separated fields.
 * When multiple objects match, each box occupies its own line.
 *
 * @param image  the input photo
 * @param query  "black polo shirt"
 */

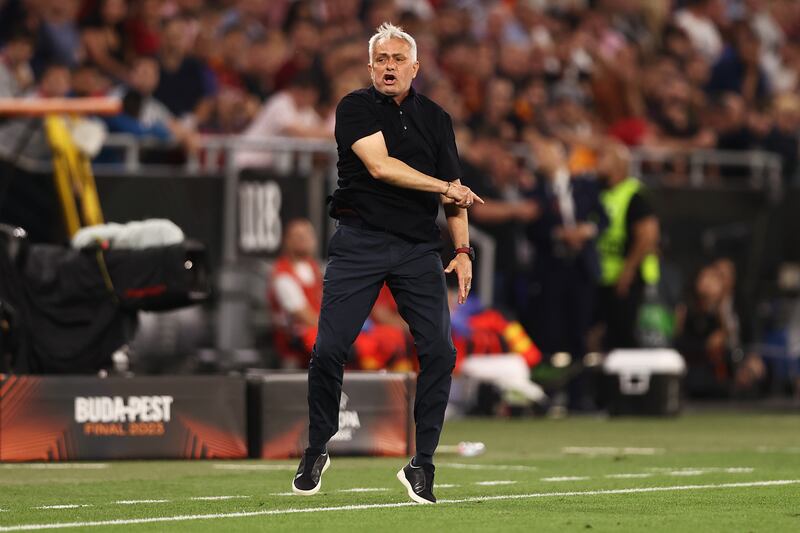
xmin=330 ymin=85 xmax=461 ymax=242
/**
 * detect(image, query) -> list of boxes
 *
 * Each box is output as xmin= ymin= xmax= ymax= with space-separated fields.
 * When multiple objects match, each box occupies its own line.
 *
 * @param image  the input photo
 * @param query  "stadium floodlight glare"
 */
xmin=552 ymin=352 xmax=572 ymax=368
xmin=583 ymin=352 xmax=603 ymax=367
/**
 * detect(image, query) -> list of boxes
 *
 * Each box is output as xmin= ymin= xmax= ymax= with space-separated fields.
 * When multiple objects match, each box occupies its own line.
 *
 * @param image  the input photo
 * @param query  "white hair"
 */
xmin=368 ymin=22 xmax=417 ymax=63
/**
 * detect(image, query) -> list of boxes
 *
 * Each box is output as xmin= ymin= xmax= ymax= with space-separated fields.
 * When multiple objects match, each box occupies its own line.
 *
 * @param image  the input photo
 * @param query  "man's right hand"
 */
xmin=444 ymin=181 xmax=484 ymax=208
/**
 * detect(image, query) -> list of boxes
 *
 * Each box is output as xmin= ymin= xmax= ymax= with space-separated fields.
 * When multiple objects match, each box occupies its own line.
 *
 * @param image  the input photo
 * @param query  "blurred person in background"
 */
xmin=675 ymin=261 xmax=765 ymax=398
xmin=458 ymin=126 xmax=539 ymax=315
xmin=218 ymin=0 xmax=268 ymax=42
xmin=0 ymin=30 xmax=34 ymax=97
xmin=154 ymin=16 xmax=216 ymax=120
xmin=525 ymin=138 xmax=607 ymax=397
xmin=268 ymin=219 xmax=410 ymax=370
xmin=242 ymin=33 xmax=288 ymax=102
xmin=195 ymin=87 xmax=259 ymax=135
xmin=594 ymin=142 xmax=660 ymax=351
xmin=81 ymin=0 xmax=130 ymax=83
xmin=207 ymin=23 xmax=249 ymax=91
xmin=103 ymin=55 xmax=198 ymax=156
xmin=673 ymin=0 xmax=725 ymax=64
xmin=707 ymin=22 xmax=768 ymax=106
xmin=33 ymin=0 xmax=83 ymax=74
xmin=235 ymin=70 xmax=326 ymax=171
xmin=124 ymin=0 xmax=163 ymax=57
xmin=274 ymin=17 xmax=324 ymax=93
xmin=761 ymin=92 xmax=800 ymax=184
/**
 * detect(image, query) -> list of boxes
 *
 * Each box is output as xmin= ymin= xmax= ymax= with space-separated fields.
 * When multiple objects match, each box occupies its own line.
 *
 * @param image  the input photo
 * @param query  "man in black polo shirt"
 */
xmin=291 ymin=22 xmax=482 ymax=504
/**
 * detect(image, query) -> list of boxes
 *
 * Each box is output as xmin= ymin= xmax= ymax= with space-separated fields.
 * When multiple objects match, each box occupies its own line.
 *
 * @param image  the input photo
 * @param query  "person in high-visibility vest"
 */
xmin=595 ymin=142 xmax=660 ymax=350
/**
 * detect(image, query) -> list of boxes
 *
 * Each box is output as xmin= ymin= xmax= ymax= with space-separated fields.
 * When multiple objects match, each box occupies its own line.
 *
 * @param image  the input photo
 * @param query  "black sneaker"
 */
xmin=396 ymin=461 xmax=436 ymax=504
xmin=292 ymin=451 xmax=330 ymax=495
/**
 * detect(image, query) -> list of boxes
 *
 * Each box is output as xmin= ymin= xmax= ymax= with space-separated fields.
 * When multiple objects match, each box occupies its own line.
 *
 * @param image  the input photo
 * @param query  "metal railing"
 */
xmin=629 ymin=147 xmax=784 ymax=200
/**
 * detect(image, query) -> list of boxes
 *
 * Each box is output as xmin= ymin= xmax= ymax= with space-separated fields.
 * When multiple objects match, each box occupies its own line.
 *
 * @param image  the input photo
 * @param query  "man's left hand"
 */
xmin=444 ymin=253 xmax=472 ymax=304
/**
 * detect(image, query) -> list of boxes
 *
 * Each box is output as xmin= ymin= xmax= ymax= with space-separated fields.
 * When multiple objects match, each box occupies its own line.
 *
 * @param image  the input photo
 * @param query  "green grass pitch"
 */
xmin=1 ymin=412 xmax=799 ymax=532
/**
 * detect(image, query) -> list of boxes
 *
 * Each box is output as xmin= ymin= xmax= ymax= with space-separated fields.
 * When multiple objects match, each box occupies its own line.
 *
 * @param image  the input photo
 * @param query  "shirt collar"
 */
xmin=370 ymin=84 xmax=417 ymax=106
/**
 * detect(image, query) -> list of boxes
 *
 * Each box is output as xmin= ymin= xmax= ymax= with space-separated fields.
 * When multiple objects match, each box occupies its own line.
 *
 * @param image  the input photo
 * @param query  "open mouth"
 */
xmin=383 ymin=73 xmax=397 ymax=85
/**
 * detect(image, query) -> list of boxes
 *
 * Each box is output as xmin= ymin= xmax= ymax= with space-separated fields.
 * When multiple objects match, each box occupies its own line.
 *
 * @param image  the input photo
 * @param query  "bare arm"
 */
xmin=443 ymin=189 xmax=472 ymax=304
xmin=351 ymin=131 xmax=483 ymax=207
xmin=291 ymin=306 xmax=319 ymax=328
xmin=617 ymin=216 xmax=660 ymax=296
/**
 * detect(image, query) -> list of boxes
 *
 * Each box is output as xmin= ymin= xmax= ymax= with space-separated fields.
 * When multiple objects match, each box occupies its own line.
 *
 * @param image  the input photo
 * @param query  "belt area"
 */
xmin=337 ymin=215 xmax=387 ymax=232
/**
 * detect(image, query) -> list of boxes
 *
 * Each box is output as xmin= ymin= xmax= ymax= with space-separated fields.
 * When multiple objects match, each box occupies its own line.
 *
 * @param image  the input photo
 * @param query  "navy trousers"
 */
xmin=307 ymin=223 xmax=456 ymax=460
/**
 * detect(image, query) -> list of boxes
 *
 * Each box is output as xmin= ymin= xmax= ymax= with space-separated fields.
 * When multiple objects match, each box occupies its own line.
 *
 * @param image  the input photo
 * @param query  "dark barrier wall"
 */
xmin=95 ymin=174 xmax=225 ymax=271
xmin=0 ymin=375 xmax=247 ymax=461
xmin=250 ymin=372 xmax=414 ymax=459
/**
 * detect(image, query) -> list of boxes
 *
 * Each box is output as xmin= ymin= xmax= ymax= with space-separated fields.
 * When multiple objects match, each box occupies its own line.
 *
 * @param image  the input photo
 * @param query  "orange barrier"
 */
xmin=0 ymin=97 xmax=121 ymax=117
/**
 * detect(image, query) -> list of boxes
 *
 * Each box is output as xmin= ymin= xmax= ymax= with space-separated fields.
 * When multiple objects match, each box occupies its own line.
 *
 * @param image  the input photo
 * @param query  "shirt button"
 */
xmin=399 ymin=111 xmax=403 ymax=115
xmin=404 ymin=126 xmax=407 ymax=130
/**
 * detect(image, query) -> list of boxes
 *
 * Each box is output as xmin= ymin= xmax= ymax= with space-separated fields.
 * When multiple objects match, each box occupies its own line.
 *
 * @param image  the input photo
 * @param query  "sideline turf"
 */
xmin=1 ymin=412 xmax=799 ymax=532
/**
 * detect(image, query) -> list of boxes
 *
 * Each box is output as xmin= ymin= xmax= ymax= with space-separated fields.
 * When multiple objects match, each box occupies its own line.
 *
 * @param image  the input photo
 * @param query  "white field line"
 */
xmin=541 ymin=476 xmax=590 ymax=482
xmin=606 ymin=474 xmax=653 ymax=479
xmin=646 ymin=467 xmax=755 ymax=475
xmin=436 ymin=484 xmax=460 ymax=488
xmin=474 ymin=480 xmax=517 ymax=486
xmin=439 ymin=463 xmax=537 ymax=472
xmin=189 ymin=496 xmax=250 ymax=501
xmin=0 ymin=464 xmax=109 ymax=470
xmin=0 ymin=480 xmax=797 ymax=531
xmin=562 ymin=447 xmax=664 ymax=456
xmin=212 ymin=464 xmax=295 ymax=471
xmin=337 ymin=488 xmax=388 ymax=493
xmin=269 ymin=493 xmax=295 ymax=497
xmin=32 ymin=506 xmax=91 ymax=511
xmin=113 ymin=500 xmax=169 ymax=505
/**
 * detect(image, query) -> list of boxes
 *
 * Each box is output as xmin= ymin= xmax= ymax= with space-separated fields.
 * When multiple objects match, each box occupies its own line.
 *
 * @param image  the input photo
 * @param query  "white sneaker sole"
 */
xmin=396 ymin=468 xmax=435 ymax=504
xmin=292 ymin=454 xmax=330 ymax=496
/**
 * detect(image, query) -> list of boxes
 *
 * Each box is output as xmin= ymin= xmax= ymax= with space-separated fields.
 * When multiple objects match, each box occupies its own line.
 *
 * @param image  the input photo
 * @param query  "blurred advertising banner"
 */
xmin=249 ymin=371 xmax=415 ymax=459
xmin=237 ymin=170 xmax=312 ymax=258
xmin=0 ymin=375 xmax=247 ymax=461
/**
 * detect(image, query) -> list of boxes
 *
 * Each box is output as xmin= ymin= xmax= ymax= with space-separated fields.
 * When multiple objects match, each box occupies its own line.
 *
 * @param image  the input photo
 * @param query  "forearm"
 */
xmin=445 ymin=203 xmax=469 ymax=247
xmin=372 ymin=156 xmax=448 ymax=194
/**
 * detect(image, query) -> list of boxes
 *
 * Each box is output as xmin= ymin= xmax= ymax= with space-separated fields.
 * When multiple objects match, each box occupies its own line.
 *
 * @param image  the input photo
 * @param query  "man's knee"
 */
xmin=311 ymin=334 xmax=350 ymax=367
xmin=419 ymin=337 xmax=456 ymax=371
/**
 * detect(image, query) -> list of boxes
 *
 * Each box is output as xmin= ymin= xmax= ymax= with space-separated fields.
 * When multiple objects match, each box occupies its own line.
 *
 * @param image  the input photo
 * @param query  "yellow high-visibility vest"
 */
xmin=597 ymin=177 xmax=659 ymax=286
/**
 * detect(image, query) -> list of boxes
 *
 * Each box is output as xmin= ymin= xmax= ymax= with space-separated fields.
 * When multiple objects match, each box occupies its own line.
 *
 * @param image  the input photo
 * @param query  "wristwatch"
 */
xmin=454 ymin=246 xmax=476 ymax=262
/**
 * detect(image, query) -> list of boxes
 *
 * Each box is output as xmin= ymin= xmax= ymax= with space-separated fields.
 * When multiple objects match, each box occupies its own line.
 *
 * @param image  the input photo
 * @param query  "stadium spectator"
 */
xmin=0 ymin=30 xmax=34 ymax=97
xmin=207 ymin=24 xmax=249 ymax=91
xmin=154 ymin=16 xmax=216 ymax=119
xmin=268 ymin=219 xmax=409 ymax=370
xmin=218 ymin=0 xmax=268 ymax=42
xmin=241 ymin=33 xmax=288 ymax=102
xmin=594 ymin=142 xmax=660 ymax=351
xmin=458 ymin=126 xmax=539 ymax=314
xmin=675 ymin=260 xmax=766 ymax=398
xmin=673 ymin=0 xmax=725 ymax=64
xmin=80 ymin=0 xmax=130 ymax=83
xmin=235 ymin=71 xmax=326 ymax=171
xmin=33 ymin=0 xmax=83 ymax=73
xmin=70 ymin=62 xmax=108 ymax=97
xmin=707 ymin=22 xmax=768 ymax=105
xmin=103 ymin=56 xmax=198 ymax=155
xmin=525 ymin=138 xmax=607 ymax=366
xmin=762 ymin=92 xmax=800 ymax=183
xmin=124 ymin=0 xmax=163 ymax=57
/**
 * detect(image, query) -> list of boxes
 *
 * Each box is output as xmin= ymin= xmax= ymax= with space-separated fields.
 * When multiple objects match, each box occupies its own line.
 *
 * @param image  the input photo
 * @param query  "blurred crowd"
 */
xmin=0 ymin=0 xmax=799 ymax=177
xmin=1 ymin=0 xmax=795 ymax=400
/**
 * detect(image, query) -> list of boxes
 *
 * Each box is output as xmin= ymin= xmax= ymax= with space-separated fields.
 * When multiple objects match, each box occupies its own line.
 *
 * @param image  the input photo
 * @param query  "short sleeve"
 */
xmin=626 ymin=192 xmax=654 ymax=226
xmin=435 ymin=111 xmax=462 ymax=182
xmin=273 ymin=274 xmax=308 ymax=314
xmin=335 ymin=94 xmax=381 ymax=150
